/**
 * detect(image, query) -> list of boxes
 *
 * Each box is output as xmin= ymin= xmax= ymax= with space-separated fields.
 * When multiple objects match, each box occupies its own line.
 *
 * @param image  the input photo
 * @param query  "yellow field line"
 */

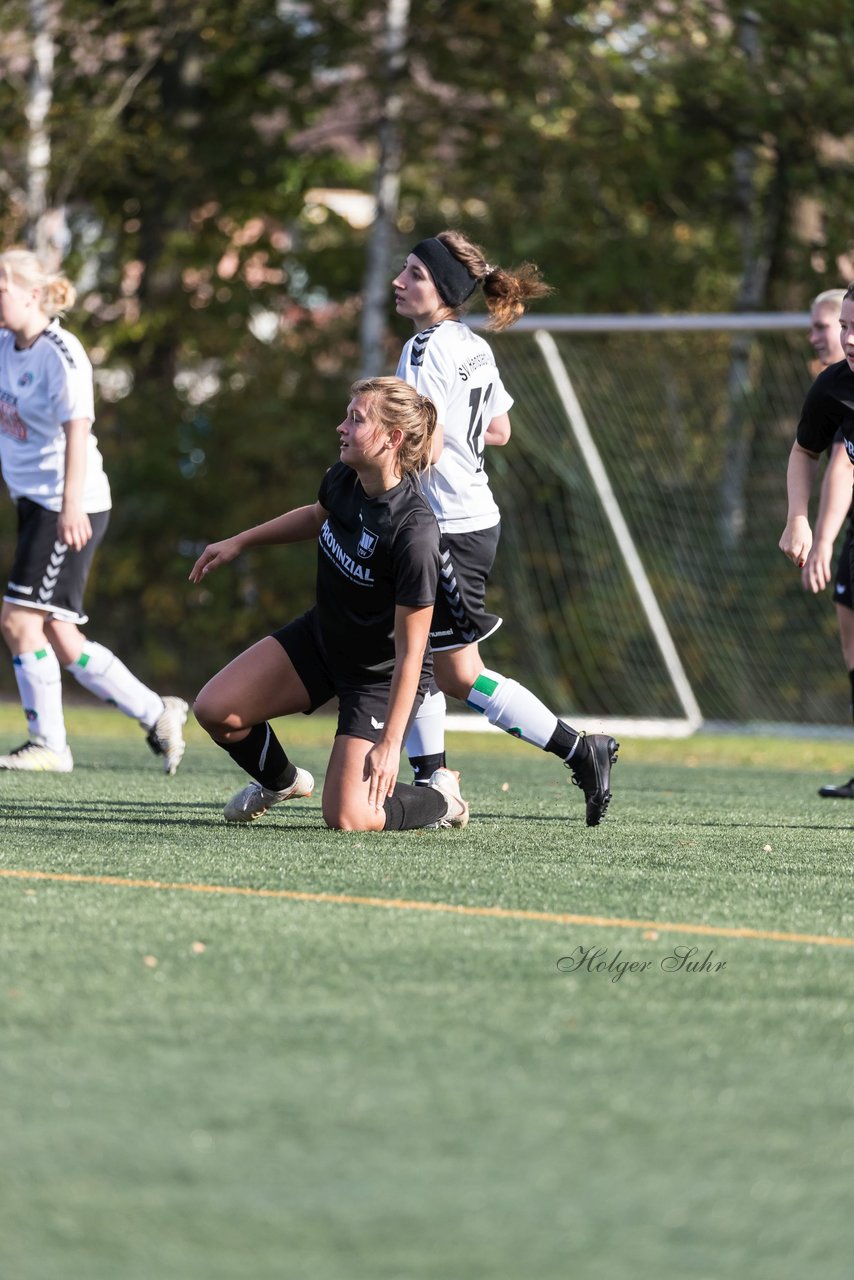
xmin=1 ymin=866 xmax=852 ymax=949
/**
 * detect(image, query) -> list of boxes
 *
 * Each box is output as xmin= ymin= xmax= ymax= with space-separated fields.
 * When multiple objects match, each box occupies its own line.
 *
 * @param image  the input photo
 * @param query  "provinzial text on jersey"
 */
xmin=319 ymin=521 xmax=375 ymax=584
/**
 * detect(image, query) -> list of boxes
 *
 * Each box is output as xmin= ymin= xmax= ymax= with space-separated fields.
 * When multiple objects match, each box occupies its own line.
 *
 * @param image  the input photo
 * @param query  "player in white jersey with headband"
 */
xmin=393 ymin=230 xmax=618 ymax=825
xmin=0 ymin=248 xmax=187 ymax=773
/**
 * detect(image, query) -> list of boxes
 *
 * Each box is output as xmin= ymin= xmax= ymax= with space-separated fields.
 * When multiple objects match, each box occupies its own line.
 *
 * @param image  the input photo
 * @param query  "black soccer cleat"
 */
xmin=566 ymin=734 xmax=619 ymax=826
xmin=818 ymin=776 xmax=854 ymax=800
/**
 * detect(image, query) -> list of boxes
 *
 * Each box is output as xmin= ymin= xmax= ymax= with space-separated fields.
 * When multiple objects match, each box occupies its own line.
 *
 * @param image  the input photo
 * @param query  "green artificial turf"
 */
xmin=1 ymin=703 xmax=852 ymax=1280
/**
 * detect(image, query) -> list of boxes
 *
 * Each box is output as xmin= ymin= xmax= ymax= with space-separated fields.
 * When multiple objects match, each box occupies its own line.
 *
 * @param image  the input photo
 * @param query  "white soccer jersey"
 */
xmin=396 ymin=320 xmax=513 ymax=533
xmin=0 ymin=320 xmax=111 ymax=513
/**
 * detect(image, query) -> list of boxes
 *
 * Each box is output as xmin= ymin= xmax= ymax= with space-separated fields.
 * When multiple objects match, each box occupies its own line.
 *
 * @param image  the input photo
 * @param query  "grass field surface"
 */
xmin=1 ymin=703 xmax=852 ymax=1280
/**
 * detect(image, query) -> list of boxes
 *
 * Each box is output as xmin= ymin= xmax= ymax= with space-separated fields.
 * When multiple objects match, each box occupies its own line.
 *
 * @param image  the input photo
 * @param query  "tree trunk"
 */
xmin=26 ymin=0 xmax=67 ymax=265
xmin=359 ymin=0 xmax=410 ymax=378
xmin=718 ymin=8 xmax=770 ymax=552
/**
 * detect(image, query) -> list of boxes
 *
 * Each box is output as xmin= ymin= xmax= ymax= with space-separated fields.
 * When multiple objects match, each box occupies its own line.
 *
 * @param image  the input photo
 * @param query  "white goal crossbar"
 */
xmin=444 ymin=313 xmax=771 ymax=739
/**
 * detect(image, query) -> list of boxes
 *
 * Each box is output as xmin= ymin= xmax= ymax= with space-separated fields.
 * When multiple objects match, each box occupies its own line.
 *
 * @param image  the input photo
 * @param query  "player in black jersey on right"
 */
xmin=191 ymin=377 xmax=468 ymax=833
xmin=799 ymin=289 xmax=854 ymax=798
xmin=780 ymin=281 xmax=854 ymax=793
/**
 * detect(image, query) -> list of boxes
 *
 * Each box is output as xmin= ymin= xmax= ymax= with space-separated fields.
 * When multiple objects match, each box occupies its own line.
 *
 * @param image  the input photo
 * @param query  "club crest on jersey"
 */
xmin=357 ymin=527 xmax=378 ymax=559
xmin=18 ymin=372 xmax=34 ymax=387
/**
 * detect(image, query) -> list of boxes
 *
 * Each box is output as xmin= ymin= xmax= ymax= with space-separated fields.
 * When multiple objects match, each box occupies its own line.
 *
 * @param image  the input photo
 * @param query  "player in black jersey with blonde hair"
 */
xmin=191 ymin=376 xmax=469 ymax=832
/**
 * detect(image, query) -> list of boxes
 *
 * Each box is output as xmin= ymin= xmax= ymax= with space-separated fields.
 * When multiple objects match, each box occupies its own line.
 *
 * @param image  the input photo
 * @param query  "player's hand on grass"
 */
xmin=189 ymin=536 xmax=243 ymax=582
xmin=364 ymin=738 xmax=400 ymax=812
xmin=801 ymin=538 xmax=833 ymax=593
xmin=779 ymin=516 xmax=812 ymax=568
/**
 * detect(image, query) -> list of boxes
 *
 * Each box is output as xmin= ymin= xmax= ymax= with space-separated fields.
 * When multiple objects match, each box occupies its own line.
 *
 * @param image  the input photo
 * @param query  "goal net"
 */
xmin=446 ymin=313 xmax=848 ymax=737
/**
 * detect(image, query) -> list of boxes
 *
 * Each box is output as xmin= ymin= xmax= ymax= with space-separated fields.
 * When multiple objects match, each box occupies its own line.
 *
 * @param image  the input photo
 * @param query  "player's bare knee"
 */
xmin=192 ymin=688 xmax=234 ymax=737
xmin=0 ymin=605 xmax=43 ymax=650
xmin=43 ymin=619 xmax=84 ymax=665
xmin=434 ymin=649 xmax=484 ymax=703
xmin=435 ymin=666 xmax=478 ymax=702
xmin=323 ymin=798 xmax=383 ymax=832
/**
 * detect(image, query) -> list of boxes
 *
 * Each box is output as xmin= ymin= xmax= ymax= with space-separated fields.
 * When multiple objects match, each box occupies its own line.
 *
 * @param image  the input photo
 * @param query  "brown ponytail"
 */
xmin=435 ymin=229 xmax=551 ymax=332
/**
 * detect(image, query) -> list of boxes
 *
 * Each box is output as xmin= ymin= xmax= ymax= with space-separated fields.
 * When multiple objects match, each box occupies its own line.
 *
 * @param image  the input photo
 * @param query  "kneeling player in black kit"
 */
xmin=191 ymin=377 xmax=469 ymax=832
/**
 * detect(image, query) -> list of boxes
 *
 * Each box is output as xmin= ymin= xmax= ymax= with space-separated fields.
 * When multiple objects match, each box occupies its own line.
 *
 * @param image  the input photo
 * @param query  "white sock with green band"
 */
xmin=465 ymin=668 xmax=558 ymax=749
xmin=406 ymin=687 xmax=447 ymax=756
xmin=12 ymin=646 xmax=67 ymax=750
xmin=66 ymin=641 xmax=163 ymax=726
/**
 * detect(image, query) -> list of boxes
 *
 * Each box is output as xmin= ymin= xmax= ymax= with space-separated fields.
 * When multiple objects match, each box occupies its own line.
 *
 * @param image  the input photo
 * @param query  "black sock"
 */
xmin=544 ymin=719 xmax=582 ymax=762
xmin=409 ymin=752 xmax=446 ymax=784
xmin=383 ymin=781 xmax=448 ymax=829
xmin=216 ymin=722 xmax=297 ymax=791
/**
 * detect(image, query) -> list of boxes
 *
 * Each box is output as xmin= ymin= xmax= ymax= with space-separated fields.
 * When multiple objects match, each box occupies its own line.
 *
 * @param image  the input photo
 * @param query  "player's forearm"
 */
xmin=785 ymin=443 xmax=820 ymax=521
xmin=484 ymin=413 xmax=511 ymax=447
xmin=814 ymin=449 xmax=854 ymax=545
xmin=429 ymin=423 xmax=444 ymax=463
xmin=381 ymin=607 xmax=433 ymax=746
xmin=190 ymin=502 xmax=327 ymax=582
xmin=61 ymin=418 xmax=91 ymax=510
xmin=234 ymin=504 xmax=325 ymax=549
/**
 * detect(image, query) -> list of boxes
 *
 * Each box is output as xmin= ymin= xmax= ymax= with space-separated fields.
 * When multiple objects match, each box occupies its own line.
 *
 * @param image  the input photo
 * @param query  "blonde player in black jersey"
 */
xmin=0 ymin=248 xmax=187 ymax=774
xmin=393 ymin=230 xmax=618 ymax=825
xmin=191 ymin=377 xmax=469 ymax=832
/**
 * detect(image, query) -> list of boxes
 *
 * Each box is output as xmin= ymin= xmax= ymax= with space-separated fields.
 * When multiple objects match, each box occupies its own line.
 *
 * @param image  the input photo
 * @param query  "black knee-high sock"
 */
xmin=544 ymin=718 xmax=583 ymax=762
xmin=216 ymin=722 xmax=297 ymax=791
xmin=409 ymin=752 xmax=446 ymax=784
xmin=383 ymin=781 xmax=449 ymax=830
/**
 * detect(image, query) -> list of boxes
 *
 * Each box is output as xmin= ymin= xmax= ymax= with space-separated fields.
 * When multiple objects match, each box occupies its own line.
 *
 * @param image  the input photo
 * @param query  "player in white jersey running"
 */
xmin=393 ymin=230 xmax=618 ymax=825
xmin=0 ymin=248 xmax=187 ymax=774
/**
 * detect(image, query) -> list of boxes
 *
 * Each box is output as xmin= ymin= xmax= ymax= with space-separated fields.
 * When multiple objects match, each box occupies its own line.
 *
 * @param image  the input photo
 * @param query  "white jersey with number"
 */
xmin=0 ymin=319 xmax=111 ymax=513
xmin=396 ymin=320 xmax=513 ymax=534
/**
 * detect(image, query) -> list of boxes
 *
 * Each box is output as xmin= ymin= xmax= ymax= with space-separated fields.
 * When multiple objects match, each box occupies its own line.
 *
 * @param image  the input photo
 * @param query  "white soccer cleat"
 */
xmin=144 ymin=696 xmax=189 ymax=776
xmin=0 ymin=741 xmax=74 ymax=773
xmin=223 ymin=766 xmax=315 ymax=824
xmin=426 ymin=767 xmax=470 ymax=829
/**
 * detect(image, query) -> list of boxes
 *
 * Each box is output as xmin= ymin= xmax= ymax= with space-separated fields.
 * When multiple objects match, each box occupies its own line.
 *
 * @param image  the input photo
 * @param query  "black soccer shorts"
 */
xmin=272 ymin=608 xmax=428 ymax=742
xmin=4 ymin=497 xmax=110 ymax=625
xmin=428 ymin=524 xmax=503 ymax=651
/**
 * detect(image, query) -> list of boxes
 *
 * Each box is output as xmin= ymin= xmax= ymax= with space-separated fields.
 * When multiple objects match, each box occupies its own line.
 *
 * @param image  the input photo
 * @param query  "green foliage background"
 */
xmin=1 ymin=0 xmax=852 ymax=708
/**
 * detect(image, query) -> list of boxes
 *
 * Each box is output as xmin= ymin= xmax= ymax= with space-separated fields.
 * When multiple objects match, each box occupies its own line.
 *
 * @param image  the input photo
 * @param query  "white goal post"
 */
xmin=442 ymin=311 xmax=834 ymax=739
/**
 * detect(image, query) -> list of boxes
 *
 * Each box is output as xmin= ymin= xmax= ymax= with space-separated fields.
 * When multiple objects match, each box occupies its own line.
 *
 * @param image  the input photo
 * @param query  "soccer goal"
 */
xmin=444 ymin=311 xmax=847 ymax=738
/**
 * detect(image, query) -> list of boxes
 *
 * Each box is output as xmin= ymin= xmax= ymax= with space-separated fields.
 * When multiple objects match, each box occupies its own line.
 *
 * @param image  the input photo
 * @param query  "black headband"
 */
xmin=410 ymin=237 xmax=479 ymax=308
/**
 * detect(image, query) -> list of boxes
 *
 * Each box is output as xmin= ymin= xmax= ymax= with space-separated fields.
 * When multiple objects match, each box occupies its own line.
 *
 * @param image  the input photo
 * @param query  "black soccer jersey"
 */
xmin=796 ymin=361 xmax=854 ymax=464
xmin=316 ymin=462 xmax=440 ymax=682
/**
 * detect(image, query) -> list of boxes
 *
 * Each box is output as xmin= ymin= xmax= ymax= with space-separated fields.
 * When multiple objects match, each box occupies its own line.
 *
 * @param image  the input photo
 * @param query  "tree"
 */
xmin=1 ymin=0 xmax=852 ymax=695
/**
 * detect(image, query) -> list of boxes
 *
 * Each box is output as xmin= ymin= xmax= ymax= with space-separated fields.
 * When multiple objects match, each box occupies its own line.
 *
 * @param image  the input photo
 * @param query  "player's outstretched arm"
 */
xmin=802 ymin=442 xmax=854 ymax=592
xmin=779 ymin=442 xmax=821 ymax=568
xmin=189 ymin=503 xmax=327 ymax=582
